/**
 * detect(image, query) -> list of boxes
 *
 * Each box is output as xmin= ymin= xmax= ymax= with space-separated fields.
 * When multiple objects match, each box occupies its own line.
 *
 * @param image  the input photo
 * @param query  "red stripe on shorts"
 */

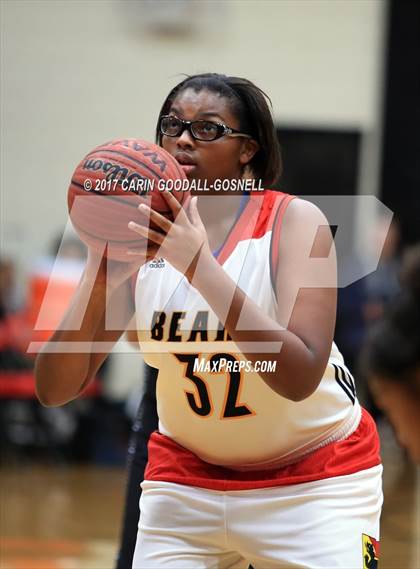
xmin=144 ymin=408 xmax=381 ymax=491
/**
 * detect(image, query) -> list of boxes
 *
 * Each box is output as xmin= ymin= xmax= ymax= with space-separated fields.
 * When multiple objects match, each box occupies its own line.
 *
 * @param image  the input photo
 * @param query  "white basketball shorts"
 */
xmin=132 ymin=464 xmax=383 ymax=568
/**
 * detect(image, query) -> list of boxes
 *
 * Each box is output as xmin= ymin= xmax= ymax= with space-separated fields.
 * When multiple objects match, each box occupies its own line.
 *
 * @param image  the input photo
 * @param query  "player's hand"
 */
xmin=127 ymin=192 xmax=212 ymax=280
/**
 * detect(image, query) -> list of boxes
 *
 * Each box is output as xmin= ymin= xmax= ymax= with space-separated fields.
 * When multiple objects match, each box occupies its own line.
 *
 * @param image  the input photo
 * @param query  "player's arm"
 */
xmin=35 ymin=252 xmax=137 ymax=407
xmin=268 ymin=198 xmax=337 ymax=399
xmin=190 ymin=199 xmax=336 ymax=401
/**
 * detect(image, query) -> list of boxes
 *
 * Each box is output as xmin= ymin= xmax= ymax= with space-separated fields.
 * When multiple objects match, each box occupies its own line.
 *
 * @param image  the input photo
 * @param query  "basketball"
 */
xmin=67 ymin=138 xmax=189 ymax=261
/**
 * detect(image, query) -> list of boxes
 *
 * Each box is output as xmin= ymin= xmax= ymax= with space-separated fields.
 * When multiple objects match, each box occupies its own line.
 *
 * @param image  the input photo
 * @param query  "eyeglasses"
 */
xmin=159 ymin=115 xmax=252 ymax=142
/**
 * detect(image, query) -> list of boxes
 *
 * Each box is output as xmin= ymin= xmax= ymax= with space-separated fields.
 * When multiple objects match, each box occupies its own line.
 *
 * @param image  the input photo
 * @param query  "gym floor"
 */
xmin=1 ymin=422 xmax=418 ymax=569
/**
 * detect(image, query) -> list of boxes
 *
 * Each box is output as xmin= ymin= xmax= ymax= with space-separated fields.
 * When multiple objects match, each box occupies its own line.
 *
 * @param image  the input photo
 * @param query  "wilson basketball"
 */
xmin=67 ymin=139 xmax=189 ymax=261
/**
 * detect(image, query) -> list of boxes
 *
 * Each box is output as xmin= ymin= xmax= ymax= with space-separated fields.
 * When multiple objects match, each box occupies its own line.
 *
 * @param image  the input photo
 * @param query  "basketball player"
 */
xmin=35 ymin=74 xmax=382 ymax=568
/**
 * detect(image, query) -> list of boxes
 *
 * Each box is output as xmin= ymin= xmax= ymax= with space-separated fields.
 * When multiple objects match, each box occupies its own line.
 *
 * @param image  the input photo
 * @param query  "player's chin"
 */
xmin=181 ymin=164 xmax=198 ymax=178
xmin=184 ymin=166 xmax=208 ymax=187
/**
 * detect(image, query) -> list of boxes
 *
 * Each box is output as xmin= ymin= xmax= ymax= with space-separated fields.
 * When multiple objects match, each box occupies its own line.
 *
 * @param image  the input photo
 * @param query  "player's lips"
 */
xmin=175 ymin=153 xmax=196 ymax=166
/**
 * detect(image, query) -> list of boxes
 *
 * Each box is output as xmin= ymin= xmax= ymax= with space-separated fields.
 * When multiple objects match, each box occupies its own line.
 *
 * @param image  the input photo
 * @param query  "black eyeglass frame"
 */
xmin=159 ymin=115 xmax=252 ymax=142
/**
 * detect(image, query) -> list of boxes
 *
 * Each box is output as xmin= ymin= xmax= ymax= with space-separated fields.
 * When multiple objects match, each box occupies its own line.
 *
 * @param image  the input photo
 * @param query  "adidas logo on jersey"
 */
xmin=148 ymin=257 xmax=165 ymax=269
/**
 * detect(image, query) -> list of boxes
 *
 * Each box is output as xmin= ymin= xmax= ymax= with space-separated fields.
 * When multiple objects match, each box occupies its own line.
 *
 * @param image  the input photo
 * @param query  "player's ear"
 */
xmin=239 ymin=138 xmax=259 ymax=166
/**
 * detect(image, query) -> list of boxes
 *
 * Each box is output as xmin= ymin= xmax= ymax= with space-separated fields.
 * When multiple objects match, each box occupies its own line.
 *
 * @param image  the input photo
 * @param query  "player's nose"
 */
xmin=176 ymin=128 xmax=195 ymax=149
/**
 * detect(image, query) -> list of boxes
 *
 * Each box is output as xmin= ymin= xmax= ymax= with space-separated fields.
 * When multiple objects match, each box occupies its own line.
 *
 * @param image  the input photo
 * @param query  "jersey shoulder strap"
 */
xmin=263 ymin=190 xmax=296 ymax=291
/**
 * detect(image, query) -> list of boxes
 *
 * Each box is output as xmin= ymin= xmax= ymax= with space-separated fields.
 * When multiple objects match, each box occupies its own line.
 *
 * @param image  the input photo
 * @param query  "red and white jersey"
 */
xmin=134 ymin=191 xmax=362 ymax=470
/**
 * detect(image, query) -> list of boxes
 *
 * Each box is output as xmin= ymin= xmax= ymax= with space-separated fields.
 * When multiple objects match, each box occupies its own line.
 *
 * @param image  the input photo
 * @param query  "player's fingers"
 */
xmin=188 ymin=196 xmax=204 ymax=228
xmin=135 ymin=194 xmax=152 ymax=207
xmin=161 ymin=190 xmax=188 ymax=224
xmin=128 ymin=221 xmax=165 ymax=245
xmin=138 ymin=204 xmax=172 ymax=233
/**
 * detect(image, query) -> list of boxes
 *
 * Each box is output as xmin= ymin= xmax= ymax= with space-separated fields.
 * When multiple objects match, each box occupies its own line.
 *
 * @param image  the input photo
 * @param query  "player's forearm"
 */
xmin=191 ymin=255 xmax=328 ymax=401
xmin=35 ymin=279 xmax=110 ymax=406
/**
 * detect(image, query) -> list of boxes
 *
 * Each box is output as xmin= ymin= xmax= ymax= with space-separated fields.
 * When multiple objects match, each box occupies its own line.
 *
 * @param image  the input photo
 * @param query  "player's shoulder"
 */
xmin=258 ymin=190 xmax=324 ymax=216
xmin=279 ymin=195 xmax=330 ymax=229
xmin=257 ymin=190 xmax=328 ymax=232
xmin=272 ymin=195 xmax=335 ymax=263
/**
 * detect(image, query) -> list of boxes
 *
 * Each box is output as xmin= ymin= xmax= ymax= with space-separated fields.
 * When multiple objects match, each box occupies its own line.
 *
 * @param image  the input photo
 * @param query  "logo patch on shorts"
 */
xmin=362 ymin=534 xmax=379 ymax=569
